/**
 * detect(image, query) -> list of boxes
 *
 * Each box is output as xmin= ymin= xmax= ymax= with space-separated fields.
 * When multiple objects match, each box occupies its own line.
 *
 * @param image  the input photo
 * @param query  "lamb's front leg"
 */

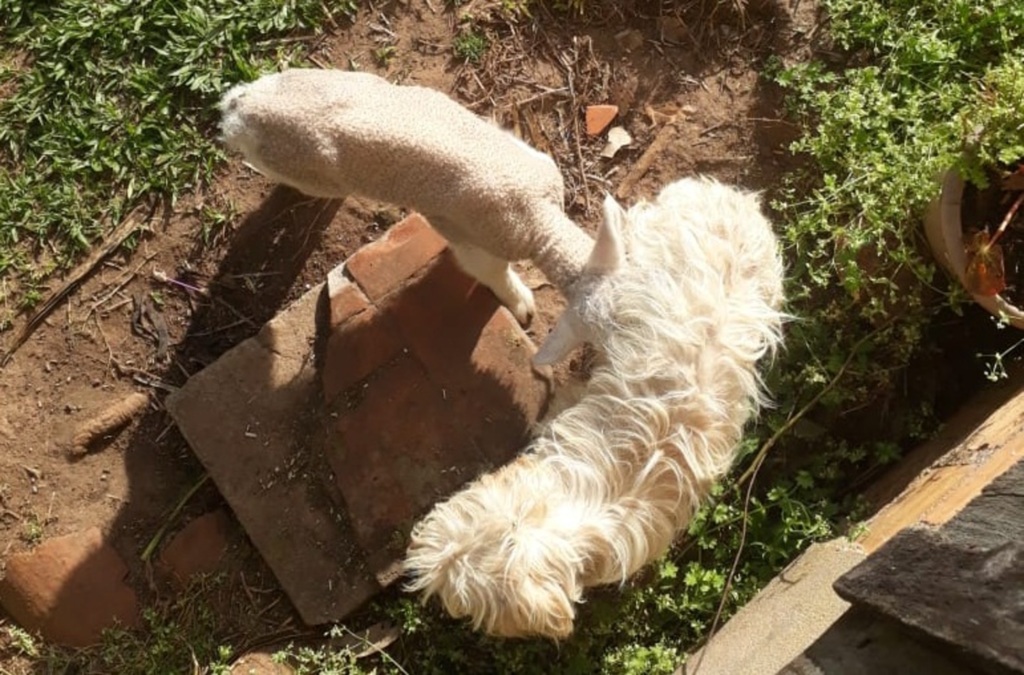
xmin=449 ymin=243 xmax=535 ymax=325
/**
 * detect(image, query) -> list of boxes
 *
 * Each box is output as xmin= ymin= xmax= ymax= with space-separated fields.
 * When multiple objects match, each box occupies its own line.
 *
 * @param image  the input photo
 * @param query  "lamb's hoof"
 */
xmin=511 ymin=295 xmax=536 ymax=327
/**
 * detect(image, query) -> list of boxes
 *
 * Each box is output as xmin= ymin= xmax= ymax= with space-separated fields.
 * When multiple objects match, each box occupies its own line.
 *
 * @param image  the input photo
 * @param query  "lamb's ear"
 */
xmin=533 ymin=313 xmax=584 ymax=366
xmin=587 ymin=194 xmax=626 ymax=274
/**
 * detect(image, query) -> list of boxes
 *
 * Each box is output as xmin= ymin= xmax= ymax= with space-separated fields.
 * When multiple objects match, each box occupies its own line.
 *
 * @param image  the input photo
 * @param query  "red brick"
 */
xmin=328 ymin=354 xmax=483 ymax=561
xmin=0 ymin=528 xmax=139 ymax=647
xmin=322 ymin=305 xmax=404 ymax=403
xmin=386 ymin=251 xmax=496 ymax=384
xmin=326 ymin=252 xmax=549 ymax=570
xmin=388 ymin=253 xmax=549 ymax=442
xmin=159 ymin=510 xmax=231 ymax=584
xmin=345 ymin=214 xmax=447 ymax=301
xmin=326 ymin=268 xmax=370 ymax=329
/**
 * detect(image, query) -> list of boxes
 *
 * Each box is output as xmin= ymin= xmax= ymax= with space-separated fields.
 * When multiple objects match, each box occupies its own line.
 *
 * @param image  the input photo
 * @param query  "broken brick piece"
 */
xmin=345 ymin=214 xmax=447 ymax=301
xmin=586 ymin=104 xmax=619 ymax=136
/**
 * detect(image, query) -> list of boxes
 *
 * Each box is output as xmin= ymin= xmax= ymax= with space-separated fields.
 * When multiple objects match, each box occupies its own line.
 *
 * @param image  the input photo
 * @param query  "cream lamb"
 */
xmin=404 ymin=177 xmax=787 ymax=639
xmin=218 ymin=68 xmax=596 ymax=325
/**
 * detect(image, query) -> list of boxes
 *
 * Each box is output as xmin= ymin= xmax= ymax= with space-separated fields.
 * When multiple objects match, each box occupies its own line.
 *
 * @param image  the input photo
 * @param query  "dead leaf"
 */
xmin=600 ymin=126 xmax=632 ymax=158
xmin=965 ymin=229 xmax=1007 ymax=296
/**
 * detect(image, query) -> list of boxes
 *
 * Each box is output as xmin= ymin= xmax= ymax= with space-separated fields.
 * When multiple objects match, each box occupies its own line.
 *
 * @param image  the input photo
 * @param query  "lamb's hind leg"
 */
xmin=449 ymin=243 xmax=535 ymax=325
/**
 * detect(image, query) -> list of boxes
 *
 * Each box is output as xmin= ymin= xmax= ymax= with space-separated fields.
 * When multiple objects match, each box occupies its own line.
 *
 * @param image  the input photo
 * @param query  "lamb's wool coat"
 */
xmin=218 ymin=69 xmax=594 ymax=292
xmin=404 ymin=177 xmax=787 ymax=640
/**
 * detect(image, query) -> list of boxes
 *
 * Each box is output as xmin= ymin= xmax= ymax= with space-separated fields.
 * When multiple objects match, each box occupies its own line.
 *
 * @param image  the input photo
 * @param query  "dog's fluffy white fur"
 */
xmin=403 ymin=177 xmax=786 ymax=640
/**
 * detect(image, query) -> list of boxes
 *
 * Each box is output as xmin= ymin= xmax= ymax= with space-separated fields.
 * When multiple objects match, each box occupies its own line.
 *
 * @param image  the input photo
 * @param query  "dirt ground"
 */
xmin=0 ymin=0 xmax=823 ymax=659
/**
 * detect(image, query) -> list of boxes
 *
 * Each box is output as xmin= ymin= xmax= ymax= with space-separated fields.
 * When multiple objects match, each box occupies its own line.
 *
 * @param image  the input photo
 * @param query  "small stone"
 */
xmin=231 ymin=651 xmax=295 ymax=675
xmin=600 ymin=126 xmax=633 ymax=158
xmin=658 ymin=16 xmax=690 ymax=43
xmin=614 ymin=28 xmax=645 ymax=52
xmin=586 ymin=105 xmax=619 ymax=136
xmin=159 ymin=510 xmax=231 ymax=584
xmin=0 ymin=528 xmax=139 ymax=647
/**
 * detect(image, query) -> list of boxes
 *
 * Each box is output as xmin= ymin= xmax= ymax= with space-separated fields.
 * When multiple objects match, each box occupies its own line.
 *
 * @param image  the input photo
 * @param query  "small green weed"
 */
xmin=375 ymin=44 xmax=398 ymax=67
xmin=3 ymin=623 xmax=40 ymax=659
xmin=198 ymin=202 xmax=237 ymax=246
xmin=452 ymin=30 xmax=489 ymax=63
xmin=19 ymin=514 xmax=43 ymax=546
xmin=274 ymin=624 xmax=411 ymax=675
xmin=275 ymin=634 xmax=365 ymax=675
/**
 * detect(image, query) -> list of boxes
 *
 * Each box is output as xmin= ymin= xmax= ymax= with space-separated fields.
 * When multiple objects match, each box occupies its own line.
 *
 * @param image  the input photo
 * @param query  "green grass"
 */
xmin=0 ymin=0 xmax=357 ymax=318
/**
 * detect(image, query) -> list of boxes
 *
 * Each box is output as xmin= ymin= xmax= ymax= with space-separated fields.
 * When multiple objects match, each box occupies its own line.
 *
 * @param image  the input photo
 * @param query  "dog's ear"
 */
xmin=586 ymin=194 xmax=626 ymax=274
xmin=533 ymin=311 xmax=584 ymax=367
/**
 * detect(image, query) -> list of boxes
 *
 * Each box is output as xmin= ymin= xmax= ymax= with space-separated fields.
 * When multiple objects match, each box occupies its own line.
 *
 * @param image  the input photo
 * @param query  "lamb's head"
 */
xmin=534 ymin=194 xmax=629 ymax=366
xmin=403 ymin=457 xmax=587 ymax=640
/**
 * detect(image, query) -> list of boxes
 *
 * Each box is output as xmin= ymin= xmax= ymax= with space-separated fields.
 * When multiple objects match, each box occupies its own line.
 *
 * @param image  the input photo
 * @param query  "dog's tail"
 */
xmin=403 ymin=447 xmax=699 ymax=639
xmin=404 ymin=456 xmax=595 ymax=639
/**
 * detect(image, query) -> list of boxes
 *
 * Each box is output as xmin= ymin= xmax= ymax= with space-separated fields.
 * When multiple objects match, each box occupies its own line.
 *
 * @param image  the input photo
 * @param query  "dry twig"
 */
xmin=1 ymin=201 xmax=156 ymax=367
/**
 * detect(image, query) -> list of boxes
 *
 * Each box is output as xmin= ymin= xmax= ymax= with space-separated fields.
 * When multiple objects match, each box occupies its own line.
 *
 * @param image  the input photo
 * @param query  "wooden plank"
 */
xmin=858 ymin=387 xmax=1024 ymax=553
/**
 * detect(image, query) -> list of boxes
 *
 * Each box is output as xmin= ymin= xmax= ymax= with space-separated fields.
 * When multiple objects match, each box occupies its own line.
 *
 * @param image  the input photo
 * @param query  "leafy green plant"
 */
xmin=19 ymin=514 xmax=43 ymax=545
xmin=767 ymin=0 xmax=1024 ymax=451
xmin=375 ymin=44 xmax=398 ymax=67
xmin=452 ymin=30 xmax=489 ymax=63
xmin=955 ymin=59 xmax=1024 ymax=188
xmin=275 ymin=629 xmax=367 ymax=675
xmin=2 ymin=623 xmax=40 ymax=658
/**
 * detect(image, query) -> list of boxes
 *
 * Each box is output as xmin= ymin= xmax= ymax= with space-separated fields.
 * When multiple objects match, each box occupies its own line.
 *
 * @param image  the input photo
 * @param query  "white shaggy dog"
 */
xmin=403 ymin=177 xmax=786 ymax=640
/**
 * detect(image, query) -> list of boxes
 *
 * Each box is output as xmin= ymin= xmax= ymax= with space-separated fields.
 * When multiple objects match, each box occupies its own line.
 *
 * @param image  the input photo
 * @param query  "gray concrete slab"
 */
xmin=680 ymin=539 xmax=865 ymax=675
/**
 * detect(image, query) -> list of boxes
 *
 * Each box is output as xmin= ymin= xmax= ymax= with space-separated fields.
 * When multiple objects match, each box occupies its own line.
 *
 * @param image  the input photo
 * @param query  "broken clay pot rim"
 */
xmin=923 ymin=169 xmax=1024 ymax=330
